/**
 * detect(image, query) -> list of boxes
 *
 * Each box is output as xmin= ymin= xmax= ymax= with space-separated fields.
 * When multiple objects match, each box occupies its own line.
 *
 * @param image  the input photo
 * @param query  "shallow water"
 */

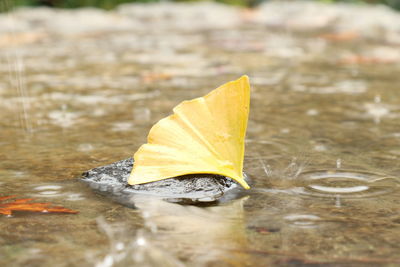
xmin=1 ymin=2 xmax=400 ymax=266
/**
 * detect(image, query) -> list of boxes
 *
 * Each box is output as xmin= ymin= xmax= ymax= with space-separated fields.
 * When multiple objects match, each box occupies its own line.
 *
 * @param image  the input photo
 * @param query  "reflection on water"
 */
xmin=87 ymin=196 xmax=248 ymax=266
xmin=1 ymin=1 xmax=400 ymax=266
xmin=134 ymin=195 xmax=249 ymax=265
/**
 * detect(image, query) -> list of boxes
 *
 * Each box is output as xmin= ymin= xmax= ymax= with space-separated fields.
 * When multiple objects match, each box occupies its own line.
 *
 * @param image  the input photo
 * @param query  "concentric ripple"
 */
xmin=31 ymin=184 xmax=85 ymax=201
xmin=284 ymin=214 xmax=321 ymax=228
xmin=296 ymin=170 xmax=399 ymax=198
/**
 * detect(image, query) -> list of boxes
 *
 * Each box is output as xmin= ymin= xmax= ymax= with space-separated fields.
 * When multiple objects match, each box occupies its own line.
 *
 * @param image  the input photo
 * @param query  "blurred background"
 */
xmin=3 ymin=0 xmax=400 ymax=10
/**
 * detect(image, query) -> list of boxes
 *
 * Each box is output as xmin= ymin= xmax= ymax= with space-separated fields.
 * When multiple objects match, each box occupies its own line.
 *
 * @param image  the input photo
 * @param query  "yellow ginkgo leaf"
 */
xmin=128 ymin=75 xmax=250 ymax=189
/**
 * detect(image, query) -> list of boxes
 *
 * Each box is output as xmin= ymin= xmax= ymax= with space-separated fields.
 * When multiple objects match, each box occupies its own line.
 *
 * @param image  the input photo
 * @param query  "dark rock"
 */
xmin=81 ymin=158 xmax=247 ymax=206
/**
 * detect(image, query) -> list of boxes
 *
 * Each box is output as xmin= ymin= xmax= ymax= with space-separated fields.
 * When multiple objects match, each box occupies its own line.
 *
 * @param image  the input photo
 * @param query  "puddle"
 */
xmin=1 ymin=1 xmax=400 ymax=266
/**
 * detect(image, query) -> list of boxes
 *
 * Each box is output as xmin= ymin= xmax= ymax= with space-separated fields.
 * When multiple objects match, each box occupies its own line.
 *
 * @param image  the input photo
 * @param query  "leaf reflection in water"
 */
xmin=92 ymin=196 xmax=250 ymax=266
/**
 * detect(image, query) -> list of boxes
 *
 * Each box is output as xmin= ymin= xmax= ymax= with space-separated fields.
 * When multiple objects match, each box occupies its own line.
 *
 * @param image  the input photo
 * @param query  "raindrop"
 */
xmin=335 ymin=195 xmax=341 ymax=208
xmin=336 ymin=159 xmax=341 ymax=169
xmin=133 ymin=107 xmax=151 ymax=123
xmin=136 ymin=237 xmax=146 ymax=246
xmin=13 ymin=171 xmax=26 ymax=177
xmin=280 ymin=128 xmax=290 ymax=134
xmin=115 ymin=242 xmax=124 ymax=251
xmin=34 ymin=185 xmax=62 ymax=191
xmin=48 ymin=110 xmax=80 ymax=128
xmin=66 ymin=193 xmax=85 ymax=201
xmin=100 ymin=255 xmax=114 ymax=267
xmin=314 ymin=144 xmax=327 ymax=151
xmin=364 ymin=96 xmax=391 ymax=124
xmin=259 ymin=159 xmax=272 ymax=176
xmin=78 ymin=143 xmax=94 ymax=152
xmin=306 ymin=109 xmax=318 ymax=116
xmin=111 ymin=122 xmax=134 ymax=132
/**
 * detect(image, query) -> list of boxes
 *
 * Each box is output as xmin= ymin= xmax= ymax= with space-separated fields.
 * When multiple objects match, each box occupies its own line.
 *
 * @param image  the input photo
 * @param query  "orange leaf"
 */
xmin=0 ymin=195 xmax=16 ymax=201
xmin=0 ymin=195 xmax=78 ymax=216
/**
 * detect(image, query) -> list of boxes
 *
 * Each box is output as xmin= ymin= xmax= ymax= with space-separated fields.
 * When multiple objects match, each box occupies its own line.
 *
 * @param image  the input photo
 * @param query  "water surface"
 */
xmin=1 ymin=2 xmax=400 ymax=266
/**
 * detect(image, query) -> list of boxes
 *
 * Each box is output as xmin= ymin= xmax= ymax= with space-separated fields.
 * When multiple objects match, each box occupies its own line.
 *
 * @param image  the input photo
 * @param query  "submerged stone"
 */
xmin=81 ymin=158 xmax=246 ymax=206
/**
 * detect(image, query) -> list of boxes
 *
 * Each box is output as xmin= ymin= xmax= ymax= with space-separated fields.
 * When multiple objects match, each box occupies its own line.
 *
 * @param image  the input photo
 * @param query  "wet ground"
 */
xmin=1 ymin=1 xmax=400 ymax=266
